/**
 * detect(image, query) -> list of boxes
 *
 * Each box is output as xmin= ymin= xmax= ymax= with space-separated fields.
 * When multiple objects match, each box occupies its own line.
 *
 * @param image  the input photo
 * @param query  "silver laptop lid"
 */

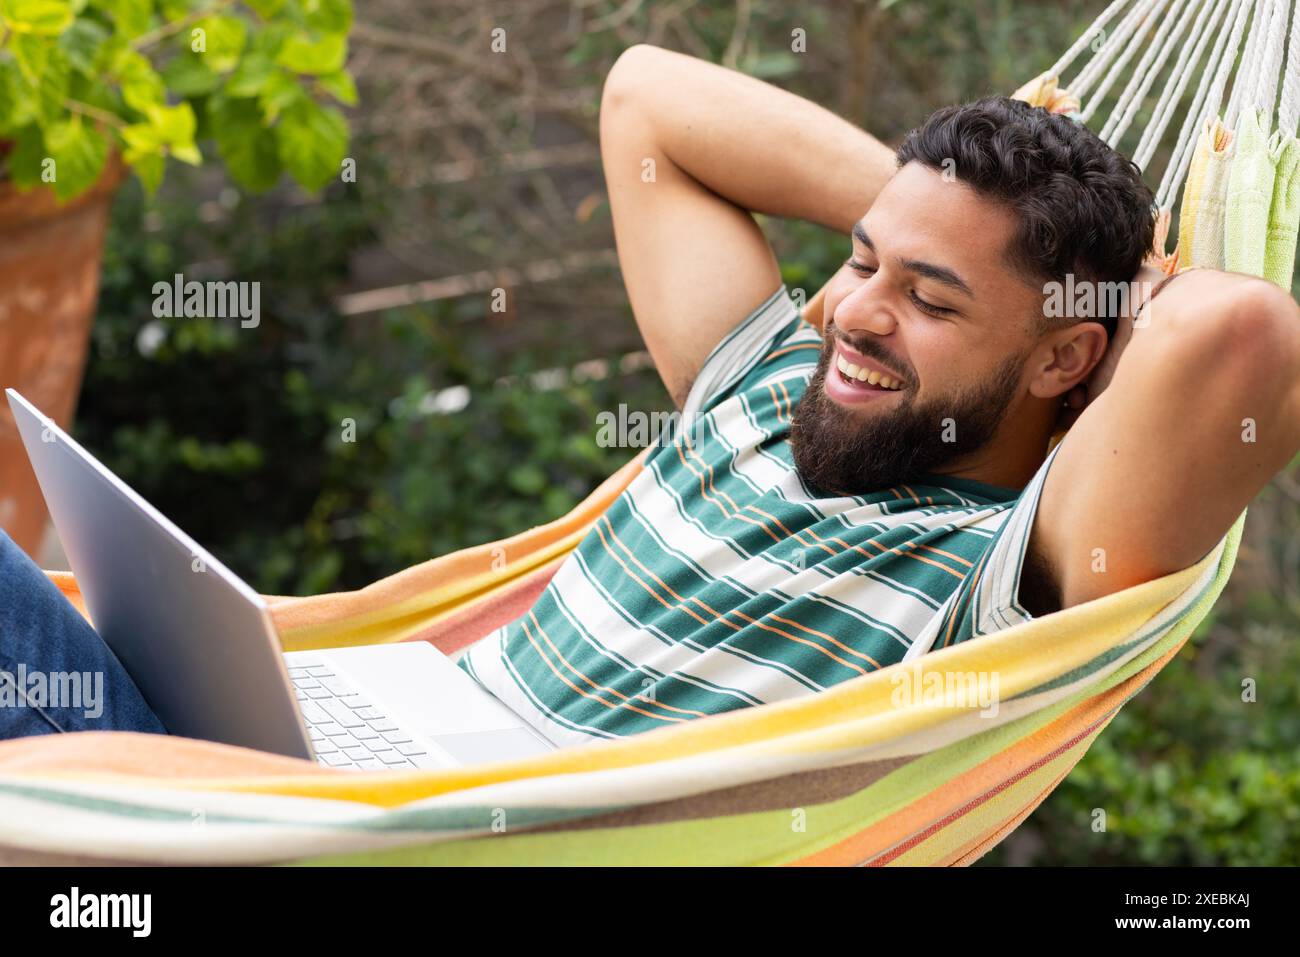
xmin=5 ymin=389 xmax=313 ymax=760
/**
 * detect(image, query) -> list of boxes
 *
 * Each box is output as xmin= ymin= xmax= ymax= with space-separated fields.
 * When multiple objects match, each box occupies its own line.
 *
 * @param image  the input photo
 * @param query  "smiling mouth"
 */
xmin=833 ymin=353 xmax=905 ymax=391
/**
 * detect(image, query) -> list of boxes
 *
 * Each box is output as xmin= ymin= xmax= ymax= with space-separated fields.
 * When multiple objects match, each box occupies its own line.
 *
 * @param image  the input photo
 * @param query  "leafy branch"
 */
xmin=0 ymin=0 xmax=357 ymax=201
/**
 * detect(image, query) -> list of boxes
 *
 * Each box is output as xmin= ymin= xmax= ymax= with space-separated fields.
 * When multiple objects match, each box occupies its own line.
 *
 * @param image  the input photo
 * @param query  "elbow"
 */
xmin=1173 ymin=275 xmax=1300 ymax=385
xmin=1219 ymin=280 xmax=1300 ymax=403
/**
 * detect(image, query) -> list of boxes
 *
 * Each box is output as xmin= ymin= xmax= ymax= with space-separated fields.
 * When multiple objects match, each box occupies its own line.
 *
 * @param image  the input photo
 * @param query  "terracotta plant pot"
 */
xmin=0 ymin=154 xmax=126 ymax=560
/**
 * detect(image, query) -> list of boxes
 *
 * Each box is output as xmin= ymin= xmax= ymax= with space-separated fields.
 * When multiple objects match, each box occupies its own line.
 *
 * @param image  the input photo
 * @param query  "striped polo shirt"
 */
xmin=460 ymin=285 xmax=1066 ymax=747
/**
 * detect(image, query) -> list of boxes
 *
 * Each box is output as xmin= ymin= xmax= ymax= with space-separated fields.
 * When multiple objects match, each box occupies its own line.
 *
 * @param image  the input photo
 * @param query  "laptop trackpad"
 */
xmin=312 ymin=642 xmax=526 ymax=732
xmin=432 ymin=728 xmax=555 ymax=763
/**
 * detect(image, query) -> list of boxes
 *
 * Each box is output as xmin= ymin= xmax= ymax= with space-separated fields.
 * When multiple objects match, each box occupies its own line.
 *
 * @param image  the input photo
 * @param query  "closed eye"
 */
xmin=908 ymin=291 xmax=954 ymax=317
xmin=845 ymin=259 xmax=956 ymax=318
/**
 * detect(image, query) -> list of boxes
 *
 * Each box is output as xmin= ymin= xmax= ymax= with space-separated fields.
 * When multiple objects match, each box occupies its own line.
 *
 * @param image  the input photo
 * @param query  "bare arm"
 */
xmin=599 ymin=44 xmax=896 ymax=406
xmin=1029 ymin=268 xmax=1300 ymax=612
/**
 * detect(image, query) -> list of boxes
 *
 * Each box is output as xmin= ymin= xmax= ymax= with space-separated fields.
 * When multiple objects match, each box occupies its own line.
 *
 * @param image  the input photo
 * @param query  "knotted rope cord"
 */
xmin=1278 ymin=0 xmax=1300 ymax=133
xmin=1080 ymin=0 xmax=1173 ymax=122
xmin=1133 ymin=0 xmax=1227 ymax=170
xmin=1101 ymin=0 xmax=1208 ymax=148
xmin=1070 ymin=0 xmax=1161 ymax=100
xmin=1155 ymin=0 xmax=1253 ymax=207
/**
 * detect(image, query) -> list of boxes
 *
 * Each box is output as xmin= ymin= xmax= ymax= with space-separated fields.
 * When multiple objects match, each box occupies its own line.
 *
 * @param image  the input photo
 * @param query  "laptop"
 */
xmin=5 ymin=389 xmax=557 ymax=771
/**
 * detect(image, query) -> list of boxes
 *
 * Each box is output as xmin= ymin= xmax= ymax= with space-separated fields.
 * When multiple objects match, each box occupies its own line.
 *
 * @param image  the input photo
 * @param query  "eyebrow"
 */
xmin=852 ymin=222 xmax=975 ymax=299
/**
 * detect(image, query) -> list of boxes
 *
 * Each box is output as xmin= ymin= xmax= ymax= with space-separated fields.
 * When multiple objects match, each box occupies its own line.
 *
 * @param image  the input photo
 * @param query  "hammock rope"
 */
xmin=1154 ymin=0 xmax=1249 ymax=207
xmin=1026 ymin=0 xmax=1300 ymax=277
xmin=1069 ymin=0 xmax=1162 ymax=102
xmin=1131 ymin=0 xmax=1224 ymax=170
xmin=1048 ymin=0 xmax=1131 ymax=79
xmin=1100 ymin=0 xmax=1203 ymax=149
xmin=1080 ymin=0 xmax=1169 ymax=121
xmin=1250 ymin=0 xmax=1288 ymax=125
xmin=1280 ymin=0 xmax=1300 ymax=132
xmin=1224 ymin=0 xmax=1270 ymax=128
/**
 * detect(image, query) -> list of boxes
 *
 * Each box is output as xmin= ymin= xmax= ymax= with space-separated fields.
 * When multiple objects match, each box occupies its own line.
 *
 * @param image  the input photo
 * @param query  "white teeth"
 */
xmin=835 ymin=352 xmax=902 ymax=390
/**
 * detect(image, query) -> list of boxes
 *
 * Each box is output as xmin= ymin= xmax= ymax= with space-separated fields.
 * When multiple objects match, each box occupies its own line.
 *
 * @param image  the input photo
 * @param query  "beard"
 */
xmin=789 ymin=327 xmax=1027 ymax=496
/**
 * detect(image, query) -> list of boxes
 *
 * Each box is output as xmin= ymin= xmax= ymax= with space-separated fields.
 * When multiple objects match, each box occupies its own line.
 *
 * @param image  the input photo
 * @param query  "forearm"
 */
xmin=606 ymin=44 xmax=895 ymax=234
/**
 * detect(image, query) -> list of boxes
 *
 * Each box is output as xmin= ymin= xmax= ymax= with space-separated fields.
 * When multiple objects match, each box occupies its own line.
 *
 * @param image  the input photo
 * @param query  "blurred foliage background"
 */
xmin=67 ymin=0 xmax=1299 ymax=864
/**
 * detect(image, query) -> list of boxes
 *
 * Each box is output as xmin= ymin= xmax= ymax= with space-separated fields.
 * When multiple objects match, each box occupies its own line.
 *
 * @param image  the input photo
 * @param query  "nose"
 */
xmin=832 ymin=276 xmax=899 ymax=339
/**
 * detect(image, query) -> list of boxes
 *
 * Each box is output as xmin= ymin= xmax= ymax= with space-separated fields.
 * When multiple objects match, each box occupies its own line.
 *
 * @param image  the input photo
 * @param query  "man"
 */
xmin=1 ymin=45 xmax=1297 ymax=746
xmin=454 ymin=46 xmax=1300 ymax=746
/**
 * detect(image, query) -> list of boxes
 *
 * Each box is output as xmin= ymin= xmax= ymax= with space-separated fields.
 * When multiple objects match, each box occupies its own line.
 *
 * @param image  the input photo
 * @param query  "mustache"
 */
xmin=824 ymin=320 xmax=914 ymax=384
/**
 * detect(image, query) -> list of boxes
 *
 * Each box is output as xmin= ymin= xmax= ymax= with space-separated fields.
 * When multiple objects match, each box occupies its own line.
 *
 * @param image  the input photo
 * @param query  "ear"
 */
xmin=1026 ymin=321 xmax=1109 ymax=400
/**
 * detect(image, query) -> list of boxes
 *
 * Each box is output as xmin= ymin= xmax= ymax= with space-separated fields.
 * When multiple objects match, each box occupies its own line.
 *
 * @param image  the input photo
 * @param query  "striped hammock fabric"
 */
xmin=0 ymin=473 xmax=1246 ymax=866
xmin=0 ymin=0 xmax=1293 ymax=865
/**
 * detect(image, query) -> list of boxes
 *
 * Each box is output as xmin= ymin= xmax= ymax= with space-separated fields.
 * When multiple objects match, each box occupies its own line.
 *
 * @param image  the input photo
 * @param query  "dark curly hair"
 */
xmin=895 ymin=96 xmax=1155 ymax=339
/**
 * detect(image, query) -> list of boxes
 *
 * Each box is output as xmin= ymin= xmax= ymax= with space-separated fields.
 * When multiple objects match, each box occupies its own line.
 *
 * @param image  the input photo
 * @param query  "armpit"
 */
xmin=1018 ymin=536 xmax=1063 ymax=618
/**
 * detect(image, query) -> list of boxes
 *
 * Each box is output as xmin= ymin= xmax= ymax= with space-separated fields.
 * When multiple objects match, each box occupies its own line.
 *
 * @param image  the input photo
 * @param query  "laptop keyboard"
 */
xmin=288 ymin=661 xmax=439 ymax=771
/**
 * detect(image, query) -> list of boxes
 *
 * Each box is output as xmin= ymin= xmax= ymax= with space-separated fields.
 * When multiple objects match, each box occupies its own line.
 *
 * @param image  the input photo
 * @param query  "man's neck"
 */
xmin=921 ymin=406 xmax=1058 ymax=492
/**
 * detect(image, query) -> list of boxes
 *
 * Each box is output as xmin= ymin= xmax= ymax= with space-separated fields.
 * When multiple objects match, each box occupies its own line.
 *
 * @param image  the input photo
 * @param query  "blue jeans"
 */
xmin=0 ymin=529 xmax=168 ymax=740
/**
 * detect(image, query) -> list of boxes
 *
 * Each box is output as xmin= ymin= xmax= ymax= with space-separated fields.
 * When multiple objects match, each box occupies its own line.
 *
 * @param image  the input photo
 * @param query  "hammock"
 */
xmin=0 ymin=0 xmax=1296 ymax=866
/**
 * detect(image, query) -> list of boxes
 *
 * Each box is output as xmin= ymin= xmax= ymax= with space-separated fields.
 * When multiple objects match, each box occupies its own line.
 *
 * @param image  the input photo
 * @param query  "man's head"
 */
xmin=790 ymin=95 xmax=1156 ymax=495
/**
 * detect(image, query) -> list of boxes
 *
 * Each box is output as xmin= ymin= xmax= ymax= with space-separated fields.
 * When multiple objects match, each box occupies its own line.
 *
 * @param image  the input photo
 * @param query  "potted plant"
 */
xmin=0 ymin=0 xmax=356 ymax=557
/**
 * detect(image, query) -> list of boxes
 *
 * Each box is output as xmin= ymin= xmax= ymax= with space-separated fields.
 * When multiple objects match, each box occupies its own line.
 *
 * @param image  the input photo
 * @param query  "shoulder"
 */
xmin=678 ymin=285 xmax=815 ymax=426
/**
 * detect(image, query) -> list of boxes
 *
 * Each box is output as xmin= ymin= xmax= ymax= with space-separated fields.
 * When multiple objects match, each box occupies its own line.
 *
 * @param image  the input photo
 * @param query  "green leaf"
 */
xmin=225 ymin=51 xmax=274 ymax=96
xmin=0 ymin=58 xmax=35 ymax=132
xmin=115 ymin=49 xmax=165 ymax=113
xmin=146 ymin=100 xmax=196 ymax=144
xmin=160 ymin=0 xmax=200 ymax=18
xmin=161 ymin=50 xmax=219 ymax=96
xmin=120 ymin=104 xmax=176 ymax=192
xmin=33 ymin=43 xmax=70 ymax=127
xmin=130 ymin=150 xmax=164 ymax=193
xmin=303 ymin=0 xmax=351 ymax=34
xmin=91 ymin=33 xmax=127 ymax=72
xmin=0 ymin=0 xmax=74 ymax=36
xmin=275 ymin=31 xmax=345 ymax=76
xmin=191 ymin=14 xmax=246 ymax=73
xmin=170 ymin=140 xmax=201 ymax=165
xmin=209 ymin=93 xmax=281 ymax=190
xmin=316 ymin=68 xmax=355 ymax=106
xmin=245 ymin=0 xmax=284 ymax=18
xmin=10 ymin=30 xmax=49 ymax=83
xmin=121 ymin=99 xmax=197 ymax=180
xmin=43 ymin=114 xmax=107 ymax=200
xmin=274 ymin=97 xmax=346 ymax=192
xmin=7 ymin=123 xmax=50 ymax=187
xmin=58 ymin=17 xmax=107 ymax=73
xmin=120 ymin=120 xmax=163 ymax=155
xmin=245 ymin=21 xmax=288 ymax=59
xmin=257 ymin=68 xmax=304 ymax=121
xmin=101 ymin=0 xmax=151 ymax=39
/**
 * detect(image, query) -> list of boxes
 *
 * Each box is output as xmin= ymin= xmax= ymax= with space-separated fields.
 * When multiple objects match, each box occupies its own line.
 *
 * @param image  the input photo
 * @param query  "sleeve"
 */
xmin=912 ymin=439 xmax=1065 ymax=655
xmin=923 ymin=435 xmax=1236 ymax=654
xmin=965 ymin=438 xmax=1066 ymax=637
xmin=678 ymin=284 xmax=809 ymax=432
